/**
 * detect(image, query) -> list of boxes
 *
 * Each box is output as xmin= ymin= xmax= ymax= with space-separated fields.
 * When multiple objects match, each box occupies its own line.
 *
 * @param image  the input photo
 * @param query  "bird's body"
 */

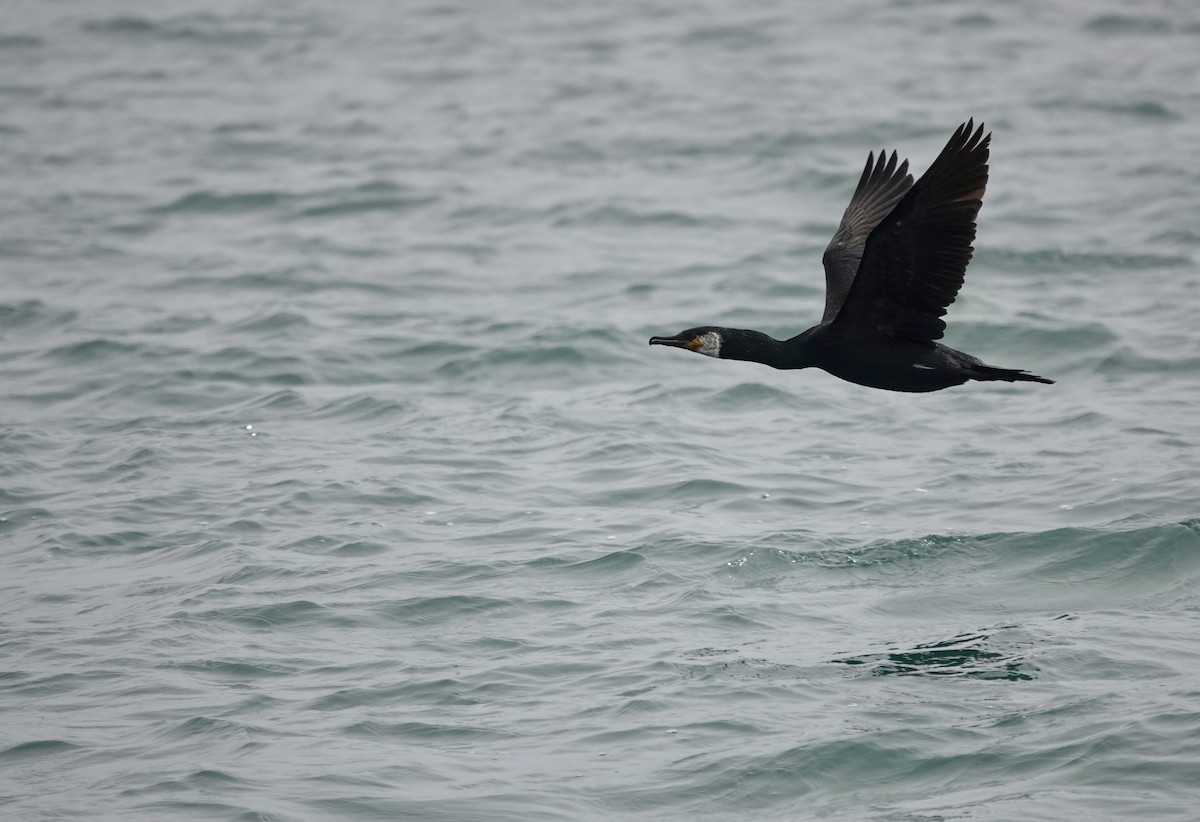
xmin=649 ymin=121 xmax=1053 ymax=393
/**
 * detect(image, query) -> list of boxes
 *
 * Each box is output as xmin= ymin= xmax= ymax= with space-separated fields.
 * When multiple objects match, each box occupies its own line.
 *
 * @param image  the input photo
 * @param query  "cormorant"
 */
xmin=649 ymin=121 xmax=1053 ymax=392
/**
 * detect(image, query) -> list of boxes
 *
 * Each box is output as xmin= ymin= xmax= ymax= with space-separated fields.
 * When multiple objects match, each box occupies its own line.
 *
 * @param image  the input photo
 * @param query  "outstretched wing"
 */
xmin=820 ymin=149 xmax=913 ymax=323
xmin=832 ymin=120 xmax=989 ymax=345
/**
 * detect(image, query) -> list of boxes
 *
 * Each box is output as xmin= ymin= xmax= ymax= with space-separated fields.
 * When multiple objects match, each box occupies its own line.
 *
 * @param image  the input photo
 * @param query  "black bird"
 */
xmin=649 ymin=121 xmax=1053 ymax=392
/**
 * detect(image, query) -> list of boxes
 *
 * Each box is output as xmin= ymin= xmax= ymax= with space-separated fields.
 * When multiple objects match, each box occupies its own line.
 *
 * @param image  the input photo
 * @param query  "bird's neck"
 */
xmin=720 ymin=328 xmax=815 ymax=370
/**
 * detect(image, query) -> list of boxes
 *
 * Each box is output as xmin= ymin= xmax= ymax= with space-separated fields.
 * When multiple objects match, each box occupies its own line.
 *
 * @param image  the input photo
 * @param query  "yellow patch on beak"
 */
xmin=687 ymin=337 xmax=702 ymax=350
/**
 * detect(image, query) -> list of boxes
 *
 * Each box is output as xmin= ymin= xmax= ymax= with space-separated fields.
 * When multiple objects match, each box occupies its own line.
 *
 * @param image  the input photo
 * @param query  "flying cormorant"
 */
xmin=649 ymin=121 xmax=1053 ymax=392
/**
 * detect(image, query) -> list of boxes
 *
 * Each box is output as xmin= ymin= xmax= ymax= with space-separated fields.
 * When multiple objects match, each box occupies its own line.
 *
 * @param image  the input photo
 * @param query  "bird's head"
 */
xmin=648 ymin=326 xmax=725 ymax=358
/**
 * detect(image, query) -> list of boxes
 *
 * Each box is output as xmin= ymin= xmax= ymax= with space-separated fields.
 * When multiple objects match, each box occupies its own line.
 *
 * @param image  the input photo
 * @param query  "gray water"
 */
xmin=4 ymin=1 xmax=1200 ymax=819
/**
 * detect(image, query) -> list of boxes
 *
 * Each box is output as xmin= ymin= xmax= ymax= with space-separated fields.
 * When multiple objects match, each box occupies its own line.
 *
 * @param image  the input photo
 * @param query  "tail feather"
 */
xmin=970 ymin=364 xmax=1054 ymax=385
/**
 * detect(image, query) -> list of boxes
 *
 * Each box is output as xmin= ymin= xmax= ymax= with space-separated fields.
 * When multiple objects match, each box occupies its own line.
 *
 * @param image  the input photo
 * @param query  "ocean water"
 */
xmin=3 ymin=0 xmax=1200 ymax=819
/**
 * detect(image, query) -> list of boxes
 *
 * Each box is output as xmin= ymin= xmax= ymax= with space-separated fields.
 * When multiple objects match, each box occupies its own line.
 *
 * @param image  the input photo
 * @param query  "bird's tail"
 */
xmin=970 ymin=364 xmax=1054 ymax=385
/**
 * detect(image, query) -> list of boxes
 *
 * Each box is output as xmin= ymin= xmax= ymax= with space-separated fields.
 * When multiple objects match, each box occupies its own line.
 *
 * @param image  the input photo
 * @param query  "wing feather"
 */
xmin=832 ymin=120 xmax=990 ymax=344
xmin=820 ymin=149 xmax=913 ymax=323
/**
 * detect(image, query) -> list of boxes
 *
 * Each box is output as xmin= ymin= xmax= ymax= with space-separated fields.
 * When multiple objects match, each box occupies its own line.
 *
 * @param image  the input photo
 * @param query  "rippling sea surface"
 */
xmin=5 ymin=1 xmax=1200 ymax=819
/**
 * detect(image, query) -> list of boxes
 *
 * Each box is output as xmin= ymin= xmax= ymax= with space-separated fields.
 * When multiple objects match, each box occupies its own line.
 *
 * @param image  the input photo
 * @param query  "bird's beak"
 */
xmin=649 ymin=336 xmax=699 ymax=350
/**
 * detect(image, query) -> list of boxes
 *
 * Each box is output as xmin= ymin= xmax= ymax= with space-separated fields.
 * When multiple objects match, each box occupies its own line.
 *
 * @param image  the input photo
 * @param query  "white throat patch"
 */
xmin=696 ymin=331 xmax=722 ymax=358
